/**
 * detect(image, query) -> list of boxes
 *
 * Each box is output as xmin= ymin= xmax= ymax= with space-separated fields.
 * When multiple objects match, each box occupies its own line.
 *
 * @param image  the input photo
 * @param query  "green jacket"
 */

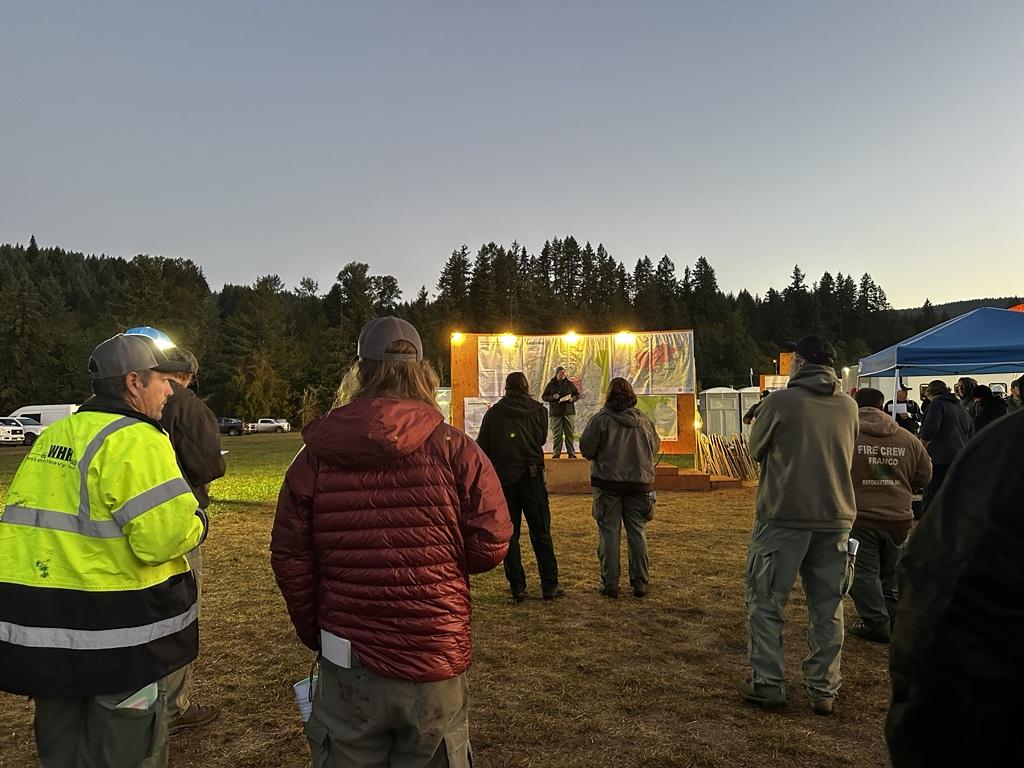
xmin=748 ymin=364 xmax=858 ymax=529
xmin=0 ymin=397 xmax=207 ymax=697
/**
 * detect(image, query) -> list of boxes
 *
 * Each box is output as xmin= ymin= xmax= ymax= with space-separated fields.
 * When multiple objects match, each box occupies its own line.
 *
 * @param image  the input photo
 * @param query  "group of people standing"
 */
xmin=477 ymin=367 xmax=660 ymax=602
xmin=740 ymin=335 xmax=1021 ymax=765
xmin=2 ymin=315 xmax=1018 ymax=767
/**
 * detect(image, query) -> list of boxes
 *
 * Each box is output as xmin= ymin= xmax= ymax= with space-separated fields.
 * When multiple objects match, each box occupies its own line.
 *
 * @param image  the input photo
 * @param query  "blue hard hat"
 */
xmin=124 ymin=326 xmax=175 ymax=350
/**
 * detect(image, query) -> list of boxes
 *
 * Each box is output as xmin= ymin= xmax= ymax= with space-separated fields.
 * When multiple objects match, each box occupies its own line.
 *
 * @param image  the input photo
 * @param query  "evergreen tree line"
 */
xmin=0 ymin=236 xmax=947 ymax=421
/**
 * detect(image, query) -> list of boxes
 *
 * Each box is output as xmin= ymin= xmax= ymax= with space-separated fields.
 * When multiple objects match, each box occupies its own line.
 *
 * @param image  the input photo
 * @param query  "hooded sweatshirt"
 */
xmin=476 ymin=392 xmax=547 ymax=486
xmin=270 ymin=397 xmax=511 ymax=682
xmin=579 ymin=405 xmax=661 ymax=493
xmin=918 ymin=392 xmax=975 ymax=465
xmin=851 ymin=407 xmax=932 ymax=531
xmin=748 ymin=363 xmax=859 ymax=529
xmin=957 ymin=378 xmax=980 ymax=419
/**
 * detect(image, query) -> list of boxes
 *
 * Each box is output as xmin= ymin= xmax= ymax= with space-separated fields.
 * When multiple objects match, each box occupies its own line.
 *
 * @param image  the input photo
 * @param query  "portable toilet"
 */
xmin=698 ymin=387 xmax=740 ymax=436
xmin=738 ymin=386 xmax=762 ymax=432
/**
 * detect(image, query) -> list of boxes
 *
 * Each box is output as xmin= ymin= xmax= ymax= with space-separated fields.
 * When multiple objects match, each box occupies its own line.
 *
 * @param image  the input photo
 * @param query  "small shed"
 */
xmin=698 ymin=387 xmax=740 ymax=437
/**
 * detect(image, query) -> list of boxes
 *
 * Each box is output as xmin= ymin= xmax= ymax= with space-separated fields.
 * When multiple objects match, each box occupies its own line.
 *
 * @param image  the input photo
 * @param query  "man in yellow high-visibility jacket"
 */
xmin=0 ymin=334 xmax=209 ymax=768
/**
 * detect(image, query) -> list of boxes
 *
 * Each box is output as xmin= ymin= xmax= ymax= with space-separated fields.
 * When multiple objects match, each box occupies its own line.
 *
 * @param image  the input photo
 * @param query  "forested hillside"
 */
xmin=0 ymin=236 xmax=966 ymax=420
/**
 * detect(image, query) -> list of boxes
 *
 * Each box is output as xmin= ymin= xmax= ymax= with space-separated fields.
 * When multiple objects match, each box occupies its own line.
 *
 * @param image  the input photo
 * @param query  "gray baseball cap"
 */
xmin=357 ymin=316 xmax=423 ymax=362
xmin=88 ymin=334 xmax=192 ymax=379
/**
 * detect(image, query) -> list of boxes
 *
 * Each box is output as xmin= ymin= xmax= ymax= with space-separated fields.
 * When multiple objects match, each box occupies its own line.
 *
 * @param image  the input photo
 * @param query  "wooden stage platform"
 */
xmin=542 ymin=456 xmax=741 ymax=494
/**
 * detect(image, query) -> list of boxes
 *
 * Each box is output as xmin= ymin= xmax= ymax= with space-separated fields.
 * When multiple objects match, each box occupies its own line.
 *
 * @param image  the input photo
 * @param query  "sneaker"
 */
xmin=811 ymin=697 xmax=835 ymax=716
xmin=169 ymin=703 xmax=220 ymax=734
xmin=632 ymin=586 xmax=648 ymax=598
xmin=567 ymin=454 xmax=577 ymax=459
xmin=510 ymin=587 xmax=526 ymax=603
xmin=542 ymin=587 xmax=565 ymax=601
xmin=737 ymin=678 xmax=785 ymax=710
xmin=848 ymin=621 xmax=890 ymax=644
xmin=552 ymin=454 xmax=561 ymax=459
xmin=600 ymin=585 xmax=619 ymax=599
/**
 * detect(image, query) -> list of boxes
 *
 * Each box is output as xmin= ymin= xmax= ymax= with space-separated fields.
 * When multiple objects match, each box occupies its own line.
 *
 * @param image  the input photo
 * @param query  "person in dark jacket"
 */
xmin=271 ymin=316 xmax=511 ymax=768
xmin=1005 ymin=376 xmax=1024 ymax=414
xmin=477 ymin=372 xmax=563 ymax=602
xmin=955 ymin=376 xmax=979 ymax=418
xmin=883 ymin=385 xmax=922 ymax=435
xmin=971 ymin=384 xmax=1006 ymax=432
xmin=579 ymin=378 xmax=660 ymax=599
xmin=157 ymin=345 xmax=225 ymax=734
xmin=918 ymin=380 xmax=974 ymax=513
xmin=886 ymin=410 xmax=1024 ymax=768
xmin=541 ymin=366 xmax=581 ymax=458
xmin=743 ymin=390 xmax=770 ymax=425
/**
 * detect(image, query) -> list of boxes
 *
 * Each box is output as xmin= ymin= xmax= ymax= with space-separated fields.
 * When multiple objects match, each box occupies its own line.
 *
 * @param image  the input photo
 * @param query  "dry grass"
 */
xmin=0 ymin=459 xmax=891 ymax=767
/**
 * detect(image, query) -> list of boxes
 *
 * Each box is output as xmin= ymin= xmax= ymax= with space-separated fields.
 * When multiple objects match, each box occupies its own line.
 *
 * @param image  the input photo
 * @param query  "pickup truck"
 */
xmin=0 ymin=417 xmax=26 ymax=445
xmin=252 ymin=418 xmax=292 ymax=434
xmin=12 ymin=417 xmax=45 ymax=446
xmin=216 ymin=417 xmax=245 ymax=437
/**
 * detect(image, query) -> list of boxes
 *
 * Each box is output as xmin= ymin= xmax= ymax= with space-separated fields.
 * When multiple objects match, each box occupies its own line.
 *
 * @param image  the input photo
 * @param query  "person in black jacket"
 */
xmin=541 ymin=366 xmax=581 ymax=458
xmin=971 ymin=385 xmax=1006 ymax=432
xmin=477 ymin=372 xmax=563 ymax=602
xmin=917 ymin=379 xmax=974 ymax=514
xmin=158 ymin=346 xmax=226 ymax=733
xmin=886 ymin=410 xmax=1024 ymax=767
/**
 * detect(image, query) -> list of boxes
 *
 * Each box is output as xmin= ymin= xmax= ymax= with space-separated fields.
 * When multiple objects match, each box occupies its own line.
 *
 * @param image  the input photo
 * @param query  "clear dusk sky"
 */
xmin=2 ymin=2 xmax=1021 ymax=308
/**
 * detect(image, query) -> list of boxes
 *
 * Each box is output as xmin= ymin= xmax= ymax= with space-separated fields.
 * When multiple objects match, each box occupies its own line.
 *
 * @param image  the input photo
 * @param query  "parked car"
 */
xmin=8 ymin=403 xmax=78 ymax=427
xmin=252 ymin=418 xmax=292 ymax=433
xmin=217 ymin=417 xmax=245 ymax=437
xmin=12 ymin=416 xmax=45 ymax=446
xmin=0 ymin=417 xmax=26 ymax=445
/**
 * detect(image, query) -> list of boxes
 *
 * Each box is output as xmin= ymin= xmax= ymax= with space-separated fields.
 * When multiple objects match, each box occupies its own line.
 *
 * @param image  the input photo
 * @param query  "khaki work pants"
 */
xmin=745 ymin=521 xmax=852 ymax=703
xmin=34 ymin=684 xmax=168 ymax=768
xmin=592 ymin=488 xmax=651 ymax=591
xmin=304 ymin=656 xmax=471 ymax=768
xmin=164 ymin=546 xmax=202 ymax=719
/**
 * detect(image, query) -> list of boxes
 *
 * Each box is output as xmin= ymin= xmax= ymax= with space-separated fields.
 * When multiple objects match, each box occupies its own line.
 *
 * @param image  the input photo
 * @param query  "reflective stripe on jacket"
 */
xmin=0 ymin=406 xmax=207 ymax=697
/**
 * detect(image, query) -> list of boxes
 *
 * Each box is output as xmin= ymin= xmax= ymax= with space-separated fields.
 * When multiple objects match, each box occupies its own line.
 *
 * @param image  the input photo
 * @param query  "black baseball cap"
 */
xmin=787 ymin=336 xmax=836 ymax=366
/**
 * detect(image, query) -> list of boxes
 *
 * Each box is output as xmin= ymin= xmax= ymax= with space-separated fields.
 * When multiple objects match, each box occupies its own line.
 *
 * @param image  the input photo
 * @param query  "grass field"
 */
xmin=0 ymin=435 xmax=891 ymax=768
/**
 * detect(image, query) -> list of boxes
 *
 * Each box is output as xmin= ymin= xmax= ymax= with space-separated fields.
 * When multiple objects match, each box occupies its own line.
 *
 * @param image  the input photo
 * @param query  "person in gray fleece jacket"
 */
xmin=579 ymin=377 xmax=660 ymax=599
xmin=740 ymin=336 xmax=858 ymax=717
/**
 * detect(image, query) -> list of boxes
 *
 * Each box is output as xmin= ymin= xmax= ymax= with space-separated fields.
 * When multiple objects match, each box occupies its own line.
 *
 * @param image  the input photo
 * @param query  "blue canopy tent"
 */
xmin=859 ymin=308 xmax=1024 ymax=380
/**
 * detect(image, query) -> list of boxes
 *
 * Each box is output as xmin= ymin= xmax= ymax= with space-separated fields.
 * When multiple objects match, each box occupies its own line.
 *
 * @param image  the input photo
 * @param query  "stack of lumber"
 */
xmin=697 ymin=432 xmax=760 ymax=482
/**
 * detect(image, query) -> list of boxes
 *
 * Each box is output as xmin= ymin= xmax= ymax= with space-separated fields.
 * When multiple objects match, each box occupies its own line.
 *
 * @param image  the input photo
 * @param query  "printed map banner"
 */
xmin=474 ymin=332 xmax=693 ymax=443
xmin=477 ymin=332 xmax=694 ymax=399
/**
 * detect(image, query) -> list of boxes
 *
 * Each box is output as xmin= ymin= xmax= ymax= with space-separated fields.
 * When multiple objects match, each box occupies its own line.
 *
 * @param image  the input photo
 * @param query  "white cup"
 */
xmin=293 ymin=675 xmax=318 ymax=722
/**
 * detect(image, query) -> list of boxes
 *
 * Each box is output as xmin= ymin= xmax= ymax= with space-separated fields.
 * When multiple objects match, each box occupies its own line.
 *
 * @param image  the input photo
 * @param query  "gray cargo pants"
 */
xmin=745 ymin=520 xmax=852 ymax=703
xmin=304 ymin=655 xmax=471 ymax=768
xmin=34 ymin=684 xmax=168 ymax=768
xmin=164 ymin=546 xmax=202 ymax=719
xmin=550 ymin=415 xmax=576 ymax=457
xmin=592 ymin=488 xmax=651 ymax=591
xmin=849 ymin=525 xmax=908 ymax=636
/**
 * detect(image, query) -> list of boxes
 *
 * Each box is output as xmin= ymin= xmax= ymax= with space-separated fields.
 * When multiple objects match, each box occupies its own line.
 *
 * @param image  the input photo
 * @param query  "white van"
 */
xmin=8 ymin=404 xmax=79 ymax=427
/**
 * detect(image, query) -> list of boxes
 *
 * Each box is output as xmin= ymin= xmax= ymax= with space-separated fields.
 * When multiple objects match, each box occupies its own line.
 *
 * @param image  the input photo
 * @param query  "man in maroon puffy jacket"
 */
xmin=271 ymin=316 xmax=511 ymax=768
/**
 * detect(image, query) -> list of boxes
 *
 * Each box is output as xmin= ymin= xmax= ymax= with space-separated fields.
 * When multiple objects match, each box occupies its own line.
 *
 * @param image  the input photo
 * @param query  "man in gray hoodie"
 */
xmin=740 ymin=336 xmax=858 ymax=716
